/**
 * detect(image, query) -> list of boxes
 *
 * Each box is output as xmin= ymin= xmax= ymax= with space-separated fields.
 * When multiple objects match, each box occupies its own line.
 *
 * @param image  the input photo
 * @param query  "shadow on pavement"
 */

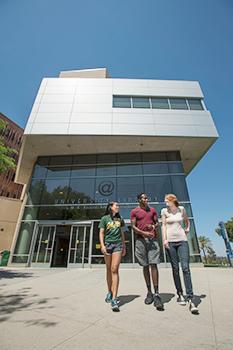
xmin=0 ymin=269 xmax=33 ymax=281
xmin=118 ymin=294 xmax=141 ymax=307
xmin=0 ymin=288 xmax=57 ymax=327
xmin=194 ymin=294 xmax=206 ymax=306
xmin=160 ymin=293 xmax=175 ymax=304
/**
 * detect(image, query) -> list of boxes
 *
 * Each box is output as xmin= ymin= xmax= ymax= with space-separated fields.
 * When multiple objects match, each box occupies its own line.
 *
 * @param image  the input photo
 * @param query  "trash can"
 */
xmin=0 ymin=250 xmax=11 ymax=266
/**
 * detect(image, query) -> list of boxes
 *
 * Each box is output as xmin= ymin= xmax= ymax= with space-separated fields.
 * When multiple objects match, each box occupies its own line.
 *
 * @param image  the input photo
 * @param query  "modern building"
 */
xmin=0 ymin=112 xmax=24 ymax=253
xmin=10 ymin=68 xmax=218 ymax=268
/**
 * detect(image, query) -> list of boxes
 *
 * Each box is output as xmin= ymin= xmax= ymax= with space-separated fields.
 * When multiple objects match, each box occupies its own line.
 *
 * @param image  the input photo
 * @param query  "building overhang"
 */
xmin=16 ymin=134 xmax=218 ymax=185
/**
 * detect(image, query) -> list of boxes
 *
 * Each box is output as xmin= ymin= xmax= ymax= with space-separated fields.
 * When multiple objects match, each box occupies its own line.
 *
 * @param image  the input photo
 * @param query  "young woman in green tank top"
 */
xmin=99 ymin=202 xmax=126 ymax=311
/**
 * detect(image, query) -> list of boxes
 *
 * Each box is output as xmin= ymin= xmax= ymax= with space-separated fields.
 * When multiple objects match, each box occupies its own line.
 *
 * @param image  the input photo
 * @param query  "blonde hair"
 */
xmin=165 ymin=194 xmax=180 ymax=207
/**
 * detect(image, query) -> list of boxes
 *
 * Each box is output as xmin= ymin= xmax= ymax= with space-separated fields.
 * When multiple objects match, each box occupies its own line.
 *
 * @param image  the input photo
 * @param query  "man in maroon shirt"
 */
xmin=130 ymin=193 xmax=163 ymax=310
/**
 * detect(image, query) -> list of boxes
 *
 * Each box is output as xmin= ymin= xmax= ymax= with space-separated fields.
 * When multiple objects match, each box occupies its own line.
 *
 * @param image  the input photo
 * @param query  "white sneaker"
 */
xmin=189 ymin=299 xmax=198 ymax=314
xmin=177 ymin=294 xmax=186 ymax=306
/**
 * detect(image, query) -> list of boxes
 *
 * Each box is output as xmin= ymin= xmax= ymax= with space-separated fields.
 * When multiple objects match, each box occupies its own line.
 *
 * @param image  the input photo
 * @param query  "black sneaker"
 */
xmin=144 ymin=292 xmax=154 ymax=305
xmin=153 ymin=293 xmax=164 ymax=310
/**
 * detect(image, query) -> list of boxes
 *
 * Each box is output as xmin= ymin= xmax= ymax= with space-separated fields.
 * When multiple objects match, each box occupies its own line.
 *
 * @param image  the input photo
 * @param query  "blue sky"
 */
xmin=0 ymin=0 xmax=232 ymax=256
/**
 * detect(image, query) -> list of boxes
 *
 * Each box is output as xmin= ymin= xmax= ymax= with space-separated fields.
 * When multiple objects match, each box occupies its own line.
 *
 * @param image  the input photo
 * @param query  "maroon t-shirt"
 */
xmin=130 ymin=206 xmax=158 ymax=239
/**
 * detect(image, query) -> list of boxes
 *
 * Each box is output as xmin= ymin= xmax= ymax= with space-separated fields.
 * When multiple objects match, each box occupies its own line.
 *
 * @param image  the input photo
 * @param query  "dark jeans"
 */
xmin=167 ymin=241 xmax=193 ymax=300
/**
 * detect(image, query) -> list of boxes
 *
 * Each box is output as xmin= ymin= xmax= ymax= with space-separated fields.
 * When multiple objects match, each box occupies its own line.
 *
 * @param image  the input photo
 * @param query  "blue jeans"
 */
xmin=167 ymin=241 xmax=193 ymax=300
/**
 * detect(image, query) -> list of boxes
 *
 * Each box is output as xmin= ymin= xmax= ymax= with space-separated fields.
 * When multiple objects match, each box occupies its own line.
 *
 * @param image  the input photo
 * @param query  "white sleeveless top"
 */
xmin=161 ymin=206 xmax=187 ymax=242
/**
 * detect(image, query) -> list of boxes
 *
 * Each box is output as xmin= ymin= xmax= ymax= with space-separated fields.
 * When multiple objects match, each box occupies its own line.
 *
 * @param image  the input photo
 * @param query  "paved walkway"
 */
xmin=0 ymin=266 xmax=232 ymax=350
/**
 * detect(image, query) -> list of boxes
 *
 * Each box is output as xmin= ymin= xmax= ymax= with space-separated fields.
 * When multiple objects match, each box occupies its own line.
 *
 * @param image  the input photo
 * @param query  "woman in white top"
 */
xmin=161 ymin=194 xmax=198 ymax=314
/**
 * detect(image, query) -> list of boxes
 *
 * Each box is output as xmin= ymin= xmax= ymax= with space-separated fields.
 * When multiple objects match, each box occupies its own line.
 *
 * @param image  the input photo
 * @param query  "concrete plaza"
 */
xmin=0 ymin=266 xmax=232 ymax=350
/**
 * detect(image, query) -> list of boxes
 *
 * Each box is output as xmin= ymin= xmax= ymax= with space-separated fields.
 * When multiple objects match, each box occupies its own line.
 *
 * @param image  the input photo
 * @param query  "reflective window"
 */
xmin=169 ymin=98 xmax=188 ymax=110
xmin=170 ymin=175 xmax=189 ymax=201
xmin=158 ymin=202 xmax=192 ymax=218
xmin=13 ymin=222 xmax=35 ymax=254
xmin=117 ymin=177 xmax=143 ymax=201
xmin=121 ymin=225 xmax=133 ymax=263
xmin=96 ymin=165 xmax=116 ymax=176
xmin=113 ymin=96 xmax=131 ymax=108
xmin=155 ymin=203 xmax=167 ymax=218
xmin=156 ymin=225 xmax=165 ymax=262
xmin=66 ymin=207 xmax=105 ymax=221
xmin=12 ymin=256 xmax=28 ymax=264
xmin=91 ymin=221 xmax=105 ymax=263
xmin=26 ymin=180 xmax=45 ymax=205
xmin=132 ymin=97 xmax=150 ymax=108
xmin=187 ymin=220 xmax=200 ymax=256
xmin=40 ymin=179 xmax=69 ymax=205
xmin=113 ymin=96 xmax=205 ymax=111
xmin=26 ymin=153 xmax=192 ymax=216
xmin=17 ymin=150 xmax=202 ymax=264
xmin=144 ymin=176 xmax=172 ymax=202
xmin=190 ymin=255 xmax=202 ymax=263
xmin=22 ymin=206 xmax=39 ymax=221
xmin=95 ymin=178 xmax=116 ymax=202
xmin=71 ymin=166 xmax=95 ymax=177
xmin=68 ymin=178 xmax=95 ymax=202
xmin=47 ymin=167 xmax=71 ymax=178
xmin=168 ymin=162 xmax=184 ymax=173
xmin=38 ymin=206 xmax=66 ymax=220
xmin=151 ymin=98 xmax=169 ymax=109
xmin=33 ymin=165 xmax=48 ymax=178
xmin=117 ymin=164 xmax=142 ymax=175
xmin=143 ymin=163 xmax=169 ymax=175
xmin=188 ymin=99 xmax=204 ymax=110
xmin=182 ymin=203 xmax=193 ymax=217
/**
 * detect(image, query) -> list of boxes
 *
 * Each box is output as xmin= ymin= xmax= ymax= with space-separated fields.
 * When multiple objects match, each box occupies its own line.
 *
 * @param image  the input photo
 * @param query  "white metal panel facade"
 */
xmin=25 ymin=78 xmax=218 ymax=138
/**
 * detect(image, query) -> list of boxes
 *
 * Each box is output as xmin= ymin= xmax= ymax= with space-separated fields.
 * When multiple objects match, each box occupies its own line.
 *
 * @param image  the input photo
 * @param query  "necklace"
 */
xmin=169 ymin=207 xmax=178 ymax=214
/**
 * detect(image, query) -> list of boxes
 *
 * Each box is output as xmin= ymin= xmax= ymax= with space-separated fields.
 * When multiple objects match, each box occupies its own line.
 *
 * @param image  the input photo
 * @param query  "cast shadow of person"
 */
xmin=193 ymin=294 xmax=206 ymax=306
xmin=174 ymin=293 xmax=206 ymax=315
xmin=118 ymin=293 xmax=176 ymax=308
xmin=117 ymin=295 xmax=140 ymax=307
xmin=159 ymin=293 xmax=176 ymax=305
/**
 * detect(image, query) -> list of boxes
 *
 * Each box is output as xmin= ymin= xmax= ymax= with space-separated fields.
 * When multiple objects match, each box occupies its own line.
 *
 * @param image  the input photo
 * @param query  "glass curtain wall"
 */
xmin=12 ymin=151 xmax=201 ymax=264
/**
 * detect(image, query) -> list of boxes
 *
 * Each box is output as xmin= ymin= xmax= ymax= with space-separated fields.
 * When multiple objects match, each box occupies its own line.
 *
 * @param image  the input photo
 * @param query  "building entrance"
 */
xmin=29 ymin=223 xmax=91 ymax=267
xmin=31 ymin=225 xmax=56 ymax=267
xmin=68 ymin=225 xmax=91 ymax=267
xmin=27 ymin=220 xmax=167 ymax=268
xmin=51 ymin=225 xmax=71 ymax=267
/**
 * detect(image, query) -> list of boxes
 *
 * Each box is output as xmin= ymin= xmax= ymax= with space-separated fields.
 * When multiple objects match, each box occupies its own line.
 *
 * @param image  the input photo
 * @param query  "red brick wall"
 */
xmin=0 ymin=112 xmax=24 ymax=199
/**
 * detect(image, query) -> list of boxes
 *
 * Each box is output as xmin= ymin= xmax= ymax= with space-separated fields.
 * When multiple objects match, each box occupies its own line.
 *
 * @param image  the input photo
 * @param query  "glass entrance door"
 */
xmin=68 ymin=225 xmax=91 ymax=267
xmin=30 ymin=225 xmax=56 ymax=267
xmin=51 ymin=225 xmax=71 ymax=267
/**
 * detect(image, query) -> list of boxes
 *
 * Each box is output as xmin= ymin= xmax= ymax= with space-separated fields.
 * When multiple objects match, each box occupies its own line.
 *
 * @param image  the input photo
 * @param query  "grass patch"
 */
xmin=203 ymin=264 xmax=231 ymax=267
